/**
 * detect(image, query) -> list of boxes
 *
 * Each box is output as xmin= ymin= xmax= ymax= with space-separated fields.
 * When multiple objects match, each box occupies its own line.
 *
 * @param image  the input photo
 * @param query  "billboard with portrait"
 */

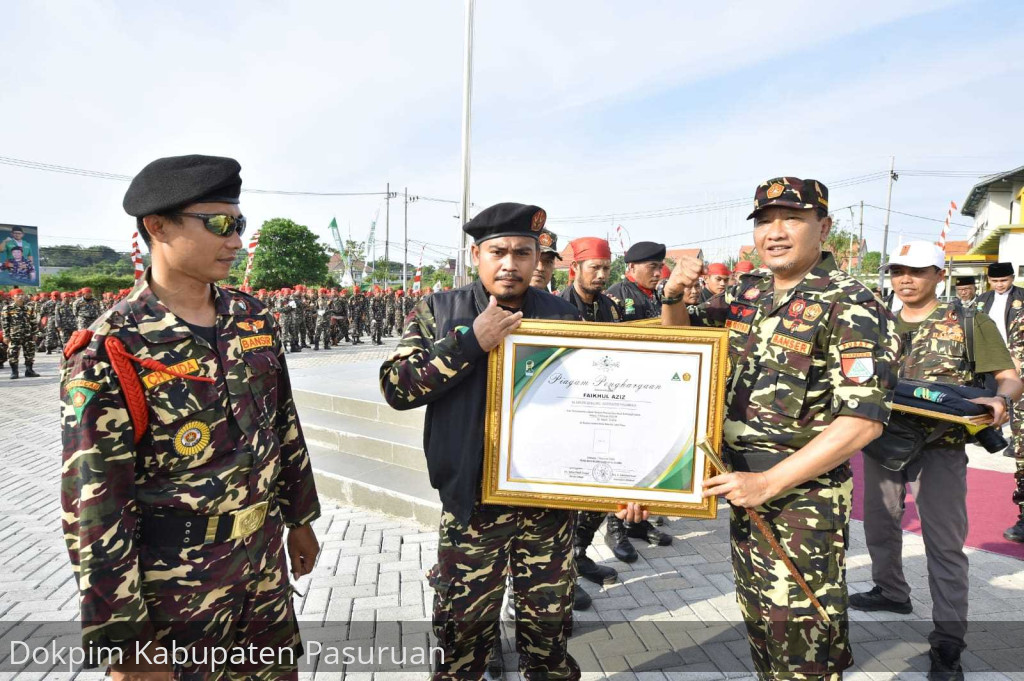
xmin=0 ymin=224 xmax=40 ymax=288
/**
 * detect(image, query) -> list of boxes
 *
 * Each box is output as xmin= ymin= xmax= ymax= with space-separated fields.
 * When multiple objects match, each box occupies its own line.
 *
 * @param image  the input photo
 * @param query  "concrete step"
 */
xmin=293 ymin=388 xmax=424 ymax=430
xmin=299 ymin=406 xmax=427 ymax=472
xmin=308 ymin=443 xmax=440 ymax=528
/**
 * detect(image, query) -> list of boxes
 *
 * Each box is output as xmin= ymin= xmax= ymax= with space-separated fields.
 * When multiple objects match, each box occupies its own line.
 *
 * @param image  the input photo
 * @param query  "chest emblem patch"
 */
xmin=240 ymin=334 xmax=273 ymax=352
xmin=174 ymin=420 xmax=211 ymax=456
xmin=237 ymin=319 xmax=265 ymax=332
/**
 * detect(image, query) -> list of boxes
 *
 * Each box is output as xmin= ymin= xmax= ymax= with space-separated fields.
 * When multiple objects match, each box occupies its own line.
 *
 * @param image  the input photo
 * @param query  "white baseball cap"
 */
xmin=881 ymin=240 xmax=946 ymax=272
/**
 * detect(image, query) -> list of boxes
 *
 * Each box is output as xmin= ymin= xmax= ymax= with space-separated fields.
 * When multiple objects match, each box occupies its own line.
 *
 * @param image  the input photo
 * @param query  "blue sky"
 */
xmin=1 ymin=0 xmax=1020 ymax=266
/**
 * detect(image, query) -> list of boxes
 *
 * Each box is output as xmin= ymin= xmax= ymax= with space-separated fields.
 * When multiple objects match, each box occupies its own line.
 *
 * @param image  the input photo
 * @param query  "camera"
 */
xmin=972 ymin=426 xmax=1008 ymax=454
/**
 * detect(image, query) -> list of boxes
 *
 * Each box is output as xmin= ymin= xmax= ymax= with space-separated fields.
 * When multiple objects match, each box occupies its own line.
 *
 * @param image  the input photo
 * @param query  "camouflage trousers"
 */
xmin=139 ymin=515 xmax=301 ymax=680
xmin=1011 ymin=398 xmax=1024 ymax=515
xmin=730 ymin=479 xmax=853 ymax=680
xmin=352 ymin=316 xmax=366 ymax=343
xmin=45 ymin=317 xmax=60 ymax=350
xmin=7 ymin=339 xmax=35 ymax=369
xmin=332 ymin=317 xmax=349 ymax=343
xmin=313 ymin=316 xmax=331 ymax=348
xmin=370 ymin=317 xmax=383 ymax=344
xmin=283 ymin=318 xmax=301 ymax=349
xmin=428 ymin=504 xmax=579 ymax=680
xmin=58 ymin=325 xmax=75 ymax=347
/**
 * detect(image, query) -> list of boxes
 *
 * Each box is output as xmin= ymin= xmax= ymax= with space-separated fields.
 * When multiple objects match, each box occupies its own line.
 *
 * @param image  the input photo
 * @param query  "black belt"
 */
xmin=724 ymin=448 xmax=786 ymax=473
xmin=140 ymin=501 xmax=270 ymax=547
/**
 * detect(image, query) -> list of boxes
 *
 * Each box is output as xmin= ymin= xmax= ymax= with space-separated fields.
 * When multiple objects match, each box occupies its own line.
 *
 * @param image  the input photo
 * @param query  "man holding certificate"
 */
xmin=380 ymin=203 xmax=647 ymax=680
xmin=661 ymin=177 xmax=902 ymax=680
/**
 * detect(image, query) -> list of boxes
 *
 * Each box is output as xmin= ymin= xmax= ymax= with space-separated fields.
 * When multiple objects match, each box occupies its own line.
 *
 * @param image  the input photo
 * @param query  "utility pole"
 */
xmin=456 ymin=0 xmax=475 ymax=287
xmin=877 ymin=156 xmax=897 ymax=291
xmin=384 ymin=182 xmax=390 ymax=288
xmin=858 ymin=200 xmax=864 ymax=274
xmin=405 ymin=187 xmax=409 ymax=290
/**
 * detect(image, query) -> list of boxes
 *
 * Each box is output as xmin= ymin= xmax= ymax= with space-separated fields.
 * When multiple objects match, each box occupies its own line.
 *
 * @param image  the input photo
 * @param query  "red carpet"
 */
xmin=850 ymin=452 xmax=1024 ymax=560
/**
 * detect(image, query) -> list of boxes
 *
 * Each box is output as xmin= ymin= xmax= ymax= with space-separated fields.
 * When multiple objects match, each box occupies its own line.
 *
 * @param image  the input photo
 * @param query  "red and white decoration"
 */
xmin=242 ymin=230 xmax=261 ymax=287
xmin=131 ymin=231 xmax=144 ymax=280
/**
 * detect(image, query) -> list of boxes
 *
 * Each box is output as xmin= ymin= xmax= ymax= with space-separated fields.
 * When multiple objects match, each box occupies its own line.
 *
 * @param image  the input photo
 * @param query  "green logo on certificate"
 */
xmin=671 ymin=373 xmax=681 ymax=381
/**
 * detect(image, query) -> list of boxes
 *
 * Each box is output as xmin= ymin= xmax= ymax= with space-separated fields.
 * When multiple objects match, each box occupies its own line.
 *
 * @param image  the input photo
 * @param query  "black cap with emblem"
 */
xmin=624 ymin=241 xmax=666 ymax=263
xmin=538 ymin=229 xmax=562 ymax=259
xmin=123 ymin=154 xmax=242 ymax=217
xmin=463 ymin=202 xmax=546 ymax=245
xmin=954 ymin=276 xmax=976 ymax=286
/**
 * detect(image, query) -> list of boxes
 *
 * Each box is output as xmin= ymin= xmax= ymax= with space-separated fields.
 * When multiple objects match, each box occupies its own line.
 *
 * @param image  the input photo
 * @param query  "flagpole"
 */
xmin=456 ymin=0 xmax=475 ymax=287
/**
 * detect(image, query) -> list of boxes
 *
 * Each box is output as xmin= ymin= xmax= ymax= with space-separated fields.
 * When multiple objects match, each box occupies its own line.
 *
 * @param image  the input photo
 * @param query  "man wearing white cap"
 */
xmin=852 ymin=240 xmax=1022 ymax=679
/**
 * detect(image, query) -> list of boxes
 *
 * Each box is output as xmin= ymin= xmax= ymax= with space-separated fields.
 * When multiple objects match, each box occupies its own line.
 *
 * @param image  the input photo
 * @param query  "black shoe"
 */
xmin=573 ymin=584 xmax=592 ymax=611
xmin=928 ymin=643 xmax=964 ymax=681
xmin=626 ymin=520 xmax=673 ymax=546
xmin=849 ymin=585 xmax=913 ymax=614
xmin=575 ymin=551 xmax=618 ymax=585
xmin=653 ymin=515 xmax=667 ymax=526
xmin=604 ymin=518 xmax=638 ymax=563
xmin=24 ymin=367 xmax=39 ymax=378
xmin=1004 ymin=519 xmax=1024 ymax=543
xmin=312 ymin=344 xmax=319 ymax=351
xmin=9 ymin=367 xmax=18 ymax=379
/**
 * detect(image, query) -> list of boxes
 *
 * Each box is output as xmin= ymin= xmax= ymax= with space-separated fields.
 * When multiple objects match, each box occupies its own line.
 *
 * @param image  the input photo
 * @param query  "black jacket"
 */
xmin=558 ymin=285 xmax=622 ymax=323
xmin=381 ymin=279 xmax=579 ymax=523
xmin=606 ymin=278 xmax=659 ymax=321
xmin=976 ymin=285 xmax=1024 ymax=334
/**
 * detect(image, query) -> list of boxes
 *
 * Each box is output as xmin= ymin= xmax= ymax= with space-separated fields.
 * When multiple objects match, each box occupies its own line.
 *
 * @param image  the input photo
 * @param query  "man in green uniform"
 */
xmin=662 ymin=177 xmax=902 ymax=680
xmin=851 ymin=241 xmax=1021 ymax=680
xmin=60 ymin=154 xmax=321 ymax=679
xmin=529 ymin=228 xmax=562 ymax=290
xmin=380 ymin=203 xmax=647 ymax=679
xmin=2 ymin=287 xmax=39 ymax=378
xmin=74 ymin=287 xmax=103 ymax=330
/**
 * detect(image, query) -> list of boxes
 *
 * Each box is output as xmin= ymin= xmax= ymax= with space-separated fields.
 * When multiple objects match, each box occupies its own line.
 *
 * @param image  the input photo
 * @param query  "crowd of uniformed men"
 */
xmin=48 ymin=154 xmax=1024 ymax=681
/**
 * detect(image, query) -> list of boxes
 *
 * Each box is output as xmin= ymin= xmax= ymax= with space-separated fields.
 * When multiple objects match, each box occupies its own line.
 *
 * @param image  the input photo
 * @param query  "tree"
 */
xmin=860 ymin=250 xmax=881 ymax=274
xmin=248 ymin=218 xmax=331 ymax=289
xmin=551 ymin=270 xmax=569 ymax=291
xmin=608 ymin=256 xmax=626 ymax=285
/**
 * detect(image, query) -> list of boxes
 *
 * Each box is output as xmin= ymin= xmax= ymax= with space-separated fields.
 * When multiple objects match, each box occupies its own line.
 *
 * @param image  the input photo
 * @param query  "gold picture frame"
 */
xmin=481 ymin=319 xmax=729 ymax=518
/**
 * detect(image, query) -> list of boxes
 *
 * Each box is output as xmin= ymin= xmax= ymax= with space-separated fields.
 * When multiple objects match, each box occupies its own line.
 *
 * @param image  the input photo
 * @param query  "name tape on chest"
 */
xmin=770 ymin=333 xmax=812 ymax=355
xmin=240 ymin=334 xmax=273 ymax=352
xmin=142 ymin=359 xmax=201 ymax=390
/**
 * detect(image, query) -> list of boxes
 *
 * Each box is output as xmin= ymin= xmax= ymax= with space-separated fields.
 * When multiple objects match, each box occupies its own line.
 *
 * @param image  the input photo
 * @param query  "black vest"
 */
xmin=424 ymin=280 xmax=579 ymax=522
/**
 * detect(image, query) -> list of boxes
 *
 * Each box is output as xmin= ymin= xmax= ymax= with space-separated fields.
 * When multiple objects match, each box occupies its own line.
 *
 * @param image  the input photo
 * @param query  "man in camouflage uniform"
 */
xmin=74 ymin=287 xmax=103 ymax=330
xmin=303 ymin=290 xmax=317 ymax=348
xmin=384 ymin=288 xmax=396 ymax=336
xmin=607 ymin=241 xmax=664 ymax=321
xmin=41 ymin=290 xmax=61 ymax=353
xmin=350 ymin=287 xmax=367 ymax=344
xmin=61 ymin=154 xmax=320 ymax=679
xmin=280 ymin=289 xmax=302 ymax=353
xmin=369 ymin=289 xmax=386 ymax=345
xmin=529 ymin=228 xmax=562 ymax=290
xmin=1003 ymin=302 xmax=1024 ymax=544
xmin=331 ymin=289 xmax=350 ymax=344
xmin=663 ymin=177 xmax=902 ymax=680
xmin=56 ymin=292 xmax=77 ymax=346
xmin=852 ymin=242 xmax=1021 ymax=679
xmin=2 ymin=288 xmax=39 ymax=378
xmin=312 ymin=288 xmax=332 ymax=351
xmin=381 ymin=203 xmax=648 ymax=679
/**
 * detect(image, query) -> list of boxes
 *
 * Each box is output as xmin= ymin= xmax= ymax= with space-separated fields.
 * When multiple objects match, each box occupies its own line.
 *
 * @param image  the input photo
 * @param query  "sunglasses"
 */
xmin=173 ymin=212 xmax=247 ymax=237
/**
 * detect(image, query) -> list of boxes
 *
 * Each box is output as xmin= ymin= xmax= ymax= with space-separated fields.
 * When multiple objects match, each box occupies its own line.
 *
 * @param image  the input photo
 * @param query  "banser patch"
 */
xmin=770 ymin=333 xmax=812 ymax=355
xmin=802 ymin=303 xmax=823 ymax=322
xmin=66 ymin=381 xmax=100 ymax=424
xmin=841 ymin=352 xmax=875 ymax=384
xmin=174 ymin=420 xmax=211 ymax=456
xmin=240 ymin=334 xmax=273 ymax=352
xmin=143 ymin=359 xmax=201 ymax=390
xmin=726 ymin=302 xmax=756 ymax=334
xmin=742 ymin=287 xmax=761 ymax=301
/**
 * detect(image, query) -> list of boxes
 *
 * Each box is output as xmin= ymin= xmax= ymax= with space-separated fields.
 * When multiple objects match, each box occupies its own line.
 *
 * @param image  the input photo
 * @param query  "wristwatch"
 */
xmin=656 ymin=279 xmax=684 ymax=306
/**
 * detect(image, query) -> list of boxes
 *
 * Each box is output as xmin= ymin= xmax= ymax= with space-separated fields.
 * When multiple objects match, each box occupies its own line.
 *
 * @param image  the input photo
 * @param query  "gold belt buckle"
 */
xmin=229 ymin=501 xmax=269 ymax=540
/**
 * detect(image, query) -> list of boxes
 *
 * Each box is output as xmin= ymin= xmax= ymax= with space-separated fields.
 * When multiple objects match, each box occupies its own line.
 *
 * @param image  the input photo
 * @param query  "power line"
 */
xmin=0 ymin=155 xmax=392 ymax=198
xmin=862 ymin=204 xmax=973 ymax=228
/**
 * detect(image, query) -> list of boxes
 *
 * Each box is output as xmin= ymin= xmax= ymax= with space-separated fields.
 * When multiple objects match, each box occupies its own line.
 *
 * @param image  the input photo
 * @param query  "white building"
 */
xmin=964 ymin=166 xmax=1024 ymax=277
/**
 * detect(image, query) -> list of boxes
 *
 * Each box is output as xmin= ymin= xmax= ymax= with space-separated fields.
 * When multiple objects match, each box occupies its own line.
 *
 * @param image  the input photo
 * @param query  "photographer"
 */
xmin=852 ymin=241 xmax=1023 ymax=679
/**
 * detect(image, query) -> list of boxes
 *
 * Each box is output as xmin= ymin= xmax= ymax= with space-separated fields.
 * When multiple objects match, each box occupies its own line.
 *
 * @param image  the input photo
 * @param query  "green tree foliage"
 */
xmin=39 ymin=244 xmax=123 ymax=267
xmin=42 ymin=271 xmax=135 ymax=293
xmin=551 ymin=270 xmax=569 ymax=291
xmin=608 ymin=256 xmax=626 ymax=285
xmin=861 ymin=250 xmax=881 ymax=274
xmin=249 ymin=219 xmax=331 ymax=289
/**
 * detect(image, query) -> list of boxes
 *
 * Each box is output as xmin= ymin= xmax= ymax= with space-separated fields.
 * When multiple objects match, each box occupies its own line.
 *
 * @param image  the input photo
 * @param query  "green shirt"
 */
xmin=2 ymin=237 xmax=32 ymax=263
xmin=896 ymin=307 xmax=1014 ymax=375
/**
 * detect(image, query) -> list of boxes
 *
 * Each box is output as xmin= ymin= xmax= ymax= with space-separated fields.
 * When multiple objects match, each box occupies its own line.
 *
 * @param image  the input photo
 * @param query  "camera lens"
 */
xmin=974 ymin=427 xmax=1008 ymax=453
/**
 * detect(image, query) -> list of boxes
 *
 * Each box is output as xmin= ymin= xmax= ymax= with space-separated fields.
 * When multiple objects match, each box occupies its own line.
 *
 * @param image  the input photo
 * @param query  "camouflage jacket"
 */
xmin=1 ymin=303 xmax=37 ymax=342
xmin=379 ymin=280 xmax=579 ymax=522
xmin=74 ymin=298 xmax=102 ymax=328
xmin=56 ymin=301 xmax=76 ymax=328
xmin=690 ymin=252 xmax=900 ymax=480
xmin=60 ymin=275 xmax=320 ymax=655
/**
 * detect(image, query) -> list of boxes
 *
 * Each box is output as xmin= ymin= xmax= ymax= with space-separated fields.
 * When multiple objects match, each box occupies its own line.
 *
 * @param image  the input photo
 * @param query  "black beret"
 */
xmin=464 ymin=203 xmax=546 ymax=245
xmin=123 ymin=154 xmax=242 ymax=217
xmin=988 ymin=262 xmax=1014 ymax=278
xmin=624 ymin=241 xmax=666 ymax=263
xmin=954 ymin=276 xmax=976 ymax=286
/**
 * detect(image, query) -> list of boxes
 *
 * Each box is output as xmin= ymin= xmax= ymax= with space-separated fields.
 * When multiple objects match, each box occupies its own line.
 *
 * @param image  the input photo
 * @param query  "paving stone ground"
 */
xmin=2 ymin=344 xmax=1024 ymax=679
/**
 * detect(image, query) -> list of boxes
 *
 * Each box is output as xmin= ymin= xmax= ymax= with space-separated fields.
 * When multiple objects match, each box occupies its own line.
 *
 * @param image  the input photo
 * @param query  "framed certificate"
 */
xmin=482 ymin=319 xmax=729 ymax=518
